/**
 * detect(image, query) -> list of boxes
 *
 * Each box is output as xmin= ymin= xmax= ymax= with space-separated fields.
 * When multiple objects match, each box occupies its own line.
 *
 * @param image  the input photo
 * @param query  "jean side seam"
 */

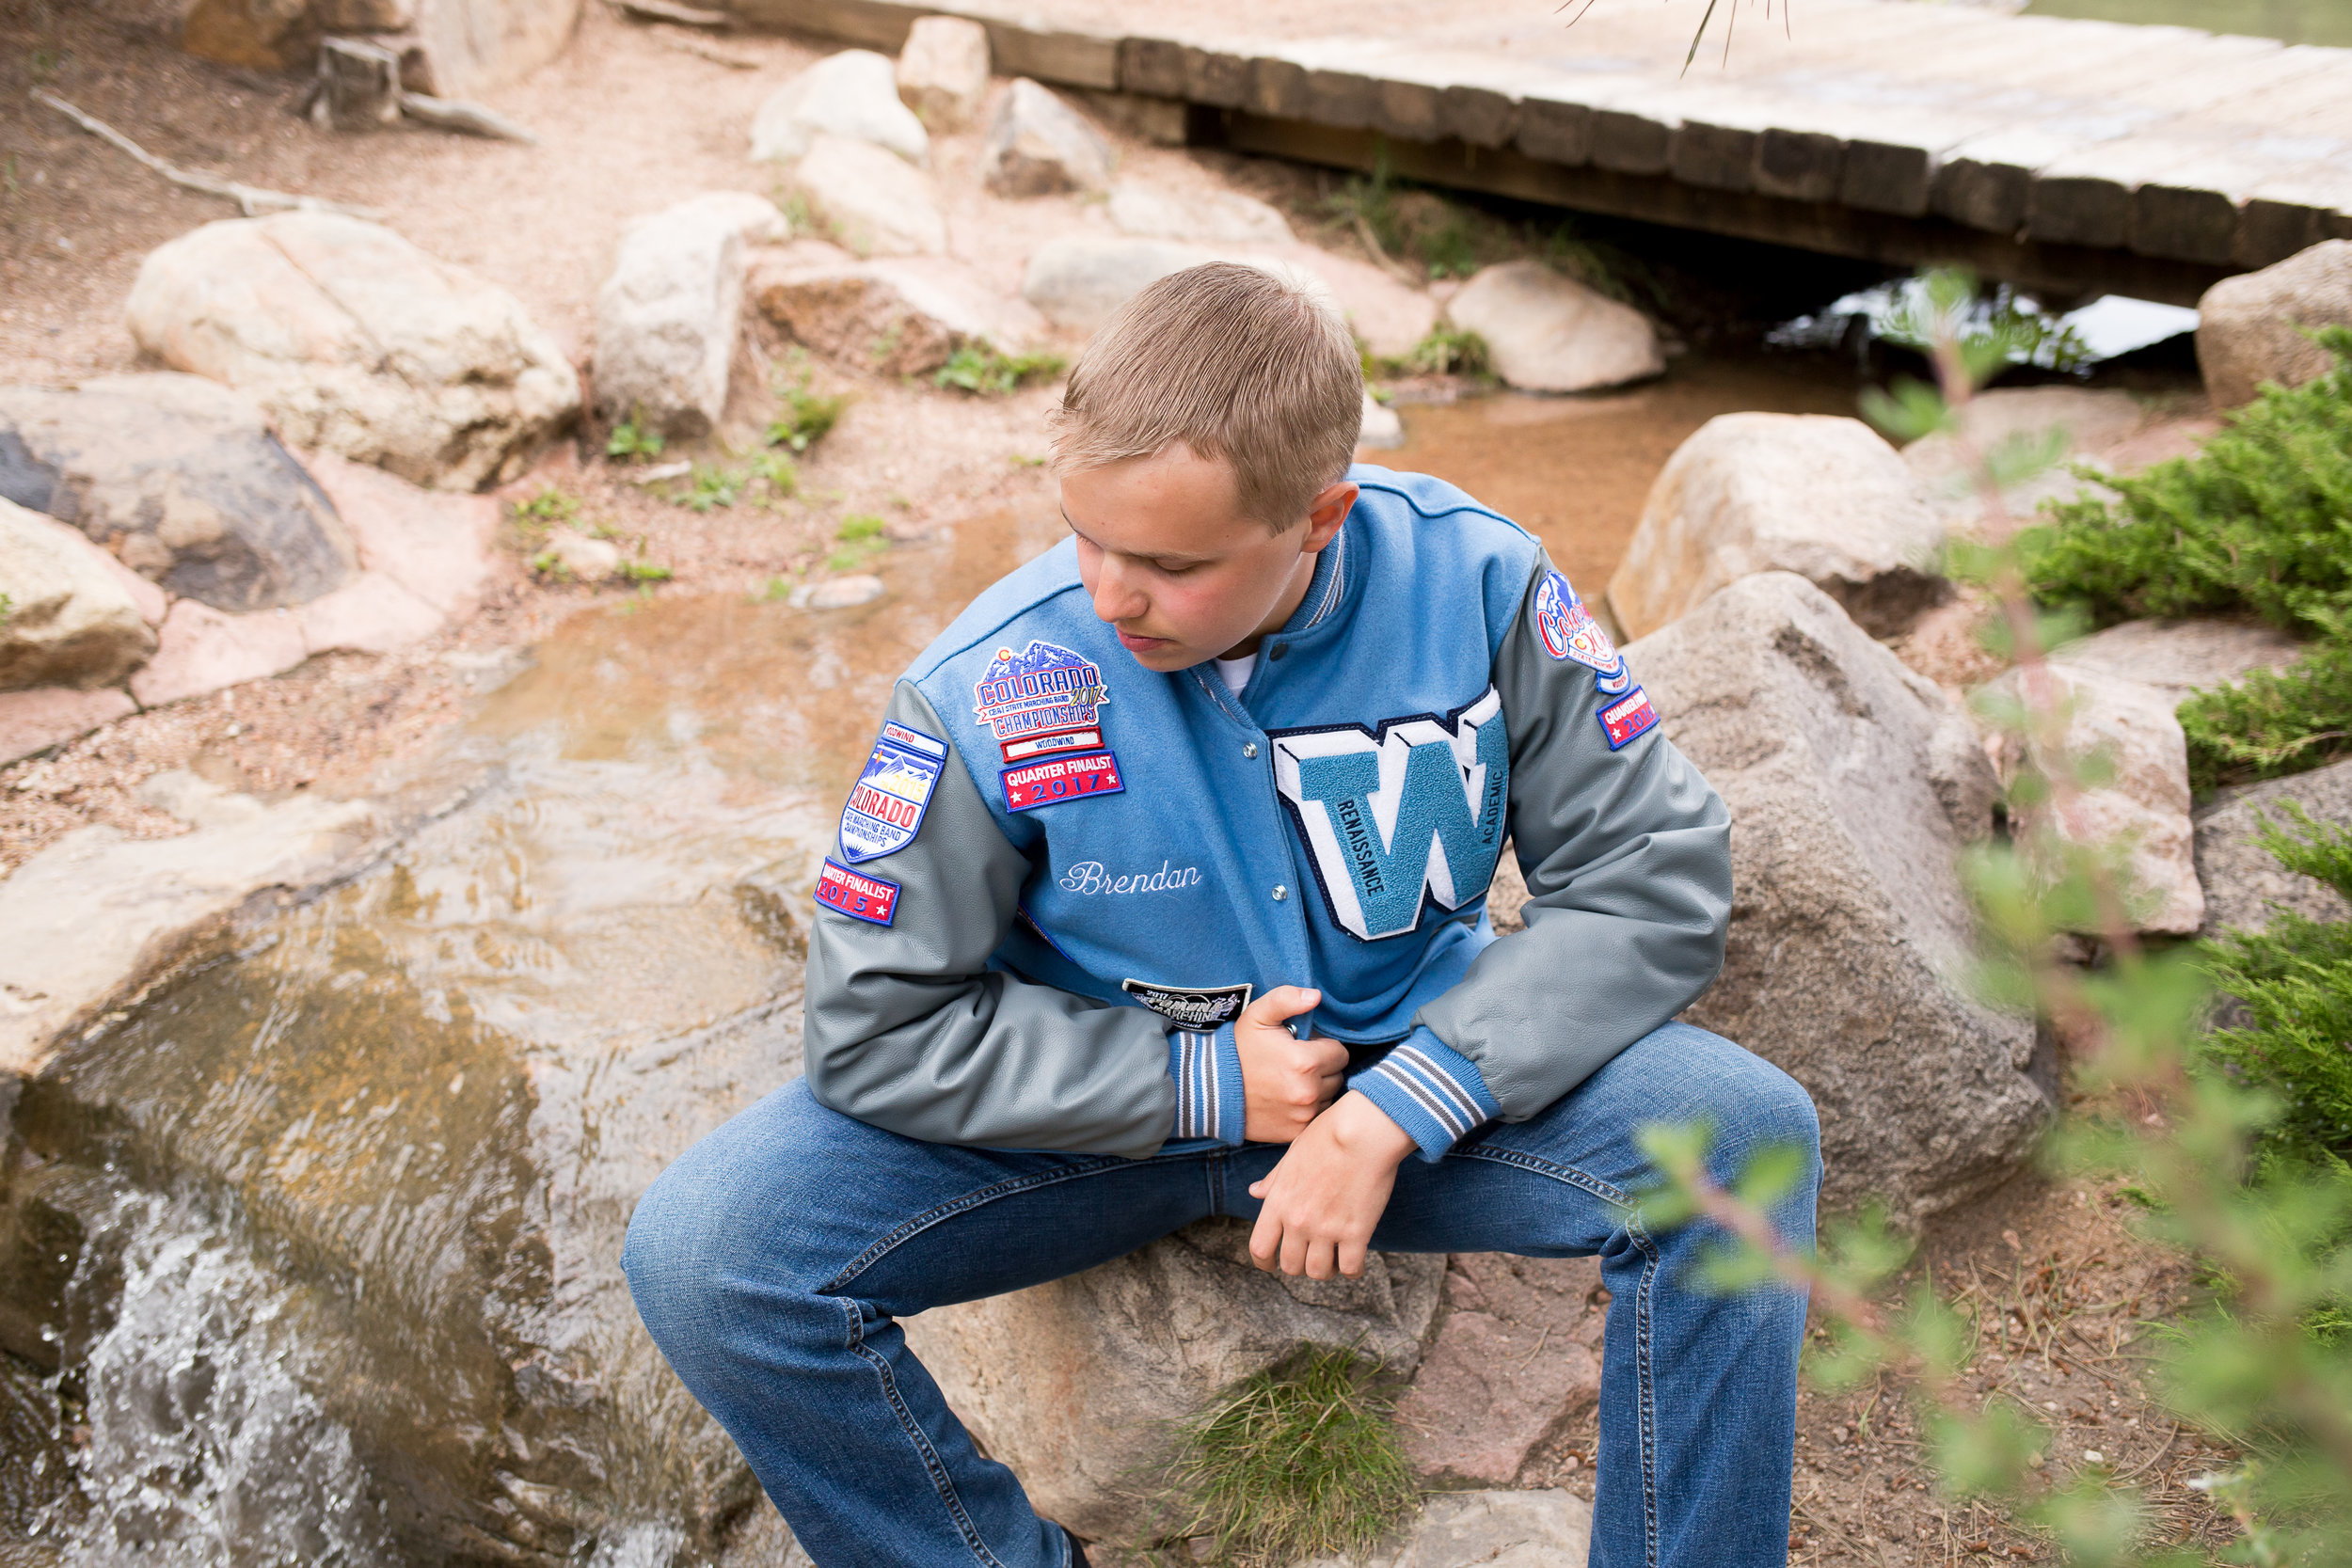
xmin=1454 ymin=1142 xmax=1638 ymax=1210
xmin=819 ymin=1148 xmax=1206 ymax=1294
xmin=840 ymin=1294 xmax=1014 ymax=1568
xmin=1628 ymin=1211 xmax=1663 ymax=1568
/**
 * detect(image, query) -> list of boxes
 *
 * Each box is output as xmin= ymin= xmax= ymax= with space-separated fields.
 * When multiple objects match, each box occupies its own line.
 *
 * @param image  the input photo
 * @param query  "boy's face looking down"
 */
xmin=1060 ymin=442 xmax=1356 ymax=673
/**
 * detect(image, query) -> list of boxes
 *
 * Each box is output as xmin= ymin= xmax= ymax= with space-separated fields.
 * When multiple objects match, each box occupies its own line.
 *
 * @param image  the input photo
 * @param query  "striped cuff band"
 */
xmin=1350 ymin=1027 xmax=1501 ymax=1162
xmin=1169 ymin=1022 xmax=1247 ymax=1146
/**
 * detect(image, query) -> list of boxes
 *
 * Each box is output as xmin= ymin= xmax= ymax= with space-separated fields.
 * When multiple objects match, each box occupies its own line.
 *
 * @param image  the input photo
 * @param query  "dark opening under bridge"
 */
xmin=733 ymin=0 xmax=2352 ymax=306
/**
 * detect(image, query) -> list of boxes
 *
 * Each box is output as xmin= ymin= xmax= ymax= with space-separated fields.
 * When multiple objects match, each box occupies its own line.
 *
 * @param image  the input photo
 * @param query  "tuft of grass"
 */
xmin=1157 ymin=1348 xmax=1416 ymax=1567
xmin=0 ymin=591 xmax=12 ymax=626
xmin=827 ymin=514 xmax=888 ymax=572
xmin=607 ymin=412 xmax=666 ymax=463
xmin=770 ymin=358 xmax=849 ymax=452
xmin=2021 ymin=326 xmax=2352 ymax=790
xmin=675 ymin=463 xmax=743 ymax=512
xmin=1373 ymin=325 xmax=1492 ymax=381
xmin=508 ymin=484 xmax=583 ymax=536
xmin=934 ymin=341 xmax=1067 ymax=396
xmin=616 ymin=559 xmax=674 ymax=582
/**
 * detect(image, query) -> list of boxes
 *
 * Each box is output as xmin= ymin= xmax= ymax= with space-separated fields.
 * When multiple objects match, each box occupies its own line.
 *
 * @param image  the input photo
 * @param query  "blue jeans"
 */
xmin=623 ymin=1023 xmax=1820 ymax=1568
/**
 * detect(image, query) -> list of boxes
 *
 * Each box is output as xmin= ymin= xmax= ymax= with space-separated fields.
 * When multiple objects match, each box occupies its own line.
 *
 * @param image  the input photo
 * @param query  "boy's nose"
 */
xmin=1089 ymin=561 xmax=1148 ymax=626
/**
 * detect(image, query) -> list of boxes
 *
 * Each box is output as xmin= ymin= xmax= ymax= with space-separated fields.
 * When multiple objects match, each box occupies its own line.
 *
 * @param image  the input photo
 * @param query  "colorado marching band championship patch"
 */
xmin=1001 ymin=750 xmax=1125 ymax=813
xmin=1597 ymin=687 xmax=1661 ymax=750
xmin=815 ymin=858 xmax=900 ymax=926
xmin=1122 ymin=978 xmax=1253 ymax=1029
xmin=838 ymin=721 xmax=946 ymax=863
xmin=1533 ymin=571 xmax=1629 ymax=689
xmin=974 ymin=641 xmax=1109 ymax=744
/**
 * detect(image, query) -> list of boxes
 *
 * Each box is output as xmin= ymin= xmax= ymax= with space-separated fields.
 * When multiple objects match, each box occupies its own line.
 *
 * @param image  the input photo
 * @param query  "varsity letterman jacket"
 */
xmin=802 ymin=465 xmax=1733 ymax=1163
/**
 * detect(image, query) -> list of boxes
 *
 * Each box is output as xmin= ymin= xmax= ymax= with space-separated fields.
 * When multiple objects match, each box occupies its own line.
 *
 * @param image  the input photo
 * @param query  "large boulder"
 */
xmin=180 ymin=0 xmax=580 ymax=95
xmin=1392 ymin=1254 xmax=1604 ymax=1485
xmin=1609 ymin=412 xmax=1947 ymax=641
xmin=980 ymin=79 xmax=1113 ymax=198
xmin=751 ymin=49 xmax=929 ymax=166
xmin=1985 ymin=662 xmax=2204 ymax=936
xmin=787 ymin=135 xmax=948 ymax=259
xmin=125 ymin=213 xmax=580 ymax=492
xmin=1629 ymin=572 xmax=2046 ymax=1218
xmin=1900 ymin=386 xmax=2149 ymax=537
xmin=1109 ymin=178 xmax=1295 ymax=246
xmin=594 ymin=192 xmax=788 ymax=438
xmin=2197 ymin=239 xmax=2352 ymax=409
xmin=751 ymin=252 xmax=1047 ymax=376
xmin=1021 ymin=235 xmax=1215 ymax=332
xmin=895 ymin=15 xmax=990 ymax=131
xmin=2195 ymin=757 xmax=2352 ymax=936
xmin=0 ymin=373 xmax=357 ymax=611
xmin=2050 ymin=617 xmax=2302 ymax=707
xmin=1441 ymin=261 xmax=1662 ymax=395
xmin=899 ymin=1216 xmax=1443 ymax=1544
xmin=0 ymin=499 xmax=156 ymax=691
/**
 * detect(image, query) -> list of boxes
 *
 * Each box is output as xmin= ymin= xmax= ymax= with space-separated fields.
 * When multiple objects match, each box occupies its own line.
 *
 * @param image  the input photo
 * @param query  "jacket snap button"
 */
xmin=1243 ymin=742 xmax=1259 ymax=759
xmin=1271 ymin=884 xmax=1289 ymax=902
xmin=1269 ymin=642 xmax=1288 ymax=660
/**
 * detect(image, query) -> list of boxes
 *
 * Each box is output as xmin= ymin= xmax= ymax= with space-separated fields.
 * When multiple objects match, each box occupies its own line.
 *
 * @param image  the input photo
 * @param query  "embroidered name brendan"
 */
xmin=1057 ymin=861 xmax=1202 ymax=895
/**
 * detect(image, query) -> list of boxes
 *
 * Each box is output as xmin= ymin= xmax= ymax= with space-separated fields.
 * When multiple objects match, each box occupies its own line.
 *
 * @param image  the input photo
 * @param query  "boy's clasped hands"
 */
xmin=1232 ymin=985 xmax=1420 ymax=1284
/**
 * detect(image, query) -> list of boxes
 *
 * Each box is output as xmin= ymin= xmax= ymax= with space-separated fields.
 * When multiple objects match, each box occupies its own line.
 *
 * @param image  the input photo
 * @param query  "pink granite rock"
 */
xmin=1394 ymin=1254 xmax=1608 ymax=1484
xmin=303 ymin=451 xmax=497 ymax=619
xmin=299 ymin=571 xmax=447 ymax=656
xmin=0 ymin=686 xmax=136 ymax=767
xmin=130 ymin=599 xmax=308 ymax=708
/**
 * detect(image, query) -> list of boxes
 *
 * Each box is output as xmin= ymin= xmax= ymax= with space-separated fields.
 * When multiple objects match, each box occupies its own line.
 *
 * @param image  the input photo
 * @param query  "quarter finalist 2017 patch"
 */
xmin=1002 ymin=750 xmax=1125 ymax=812
xmin=975 ymin=641 xmax=1124 ymax=813
xmin=1532 ymin=571 xmax=1633 ymax=694
xmin=1597 ymin=687 xmax=1661 ymax=750
xmin=816 ymin=858 xmax=899 ymax=926
xmin=838 ymin=721 xmax=947 ymax=863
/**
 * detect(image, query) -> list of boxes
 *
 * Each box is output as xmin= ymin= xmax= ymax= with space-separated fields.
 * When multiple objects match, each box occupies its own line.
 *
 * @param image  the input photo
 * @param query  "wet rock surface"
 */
xmin=124 ymin=212 xmax=580 ymax=493
xmin=594 ymin=192 xmax=788 ymax=438
xmin=2197 ymin=239 xmax=2352 ymax=409
xmin=1610 ymin=412 xmax=1947 ymax=641
xmin=2196 ymin=757 xmax=2352 ymax=936
xmin=0 ymin=375 xmax=358 ymax=613
xmin=902 ymin=1216 xmax=1443 ymax=1544
xmin=0 ymin=501 xmax=155 ymax=692
xmin=1629 ymin=572 xmax=2045 ymax=1219
xmin=1441 ymin=261 xmax=1662 ymax=395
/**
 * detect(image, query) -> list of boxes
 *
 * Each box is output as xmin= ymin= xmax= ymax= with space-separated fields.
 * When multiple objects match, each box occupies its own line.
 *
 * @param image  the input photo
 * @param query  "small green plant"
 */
xmin=0 ymin=591 xmax=12 ymax=626
xmin=756 ymin=574 xmax=800 ymax=602
xmin=607 ymin=412 xmax=666 ymax=463
xmin=616 ymin=559 xmax=674 ymax=583
xmin=675 ymin=463 xmax=744 ymax=513
xmin=770 ymin=361 xmax=849 ymax=453
xmin=1377 ymin=325 xmax=1492 ymax=380
xmin=526 ymin=548 xmax=572 ymax=580
xmin=934 ymin=341 xmax=1067 ymax=397
xmin=827 ymin=514 xmax=888 ymax=572
xmin=1009 ymin=453 xmax=1047 ymax=468
xmin=1158 ymin=1347 xmax=1416 ymax=1566
xmin=748 ymin=450 xmax=801 ymax=502
xmin=2181 ymin=641 xmax=2352 ymax=790
xmin=508 ymin=484 xmax=583 ymax=535
xmin=777 ymin=189 xmax=815 ymax=234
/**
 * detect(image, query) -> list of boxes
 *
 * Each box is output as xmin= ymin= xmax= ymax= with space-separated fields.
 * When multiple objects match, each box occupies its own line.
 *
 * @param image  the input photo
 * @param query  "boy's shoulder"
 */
xmin=1345 ymin=463 xmax=1529 ymax=543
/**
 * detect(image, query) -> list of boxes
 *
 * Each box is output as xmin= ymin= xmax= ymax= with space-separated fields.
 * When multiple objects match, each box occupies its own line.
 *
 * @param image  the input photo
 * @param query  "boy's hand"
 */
xmin=1247 ymin=1091 xmax=1418 ymax=1279
xmin=1235 ymin=986 xmax=1349 ymax=1143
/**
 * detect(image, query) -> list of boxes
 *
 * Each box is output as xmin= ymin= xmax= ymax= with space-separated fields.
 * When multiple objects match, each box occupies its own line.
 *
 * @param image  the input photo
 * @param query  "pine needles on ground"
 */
xmin=2019 ymin=326 xmax=2352 ymax=789
xmin=1159 ymin=1348 xmax=1416 ymax=1567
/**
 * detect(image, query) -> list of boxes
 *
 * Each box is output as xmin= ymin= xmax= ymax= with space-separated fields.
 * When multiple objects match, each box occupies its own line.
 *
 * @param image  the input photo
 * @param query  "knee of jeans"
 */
xmin=1711 ymin=1054 xmax=1822 ymax=1194
xmin=622 ymin=1154 xmax=797 ymax=1373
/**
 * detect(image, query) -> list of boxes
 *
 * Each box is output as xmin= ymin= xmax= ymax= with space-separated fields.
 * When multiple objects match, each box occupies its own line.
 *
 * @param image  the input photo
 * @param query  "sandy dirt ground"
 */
xmin=0 ymin=2 xmax=2239 ymax=1562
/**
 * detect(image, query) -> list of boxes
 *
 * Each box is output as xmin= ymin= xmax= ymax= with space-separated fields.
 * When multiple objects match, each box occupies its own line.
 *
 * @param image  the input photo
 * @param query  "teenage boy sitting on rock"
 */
xmin=625 ymin=263 xmax=1821 ymax=1568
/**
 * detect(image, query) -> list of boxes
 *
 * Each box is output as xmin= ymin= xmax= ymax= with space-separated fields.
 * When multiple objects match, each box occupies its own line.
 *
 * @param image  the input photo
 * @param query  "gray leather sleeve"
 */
xmin=1412 ymin=557 xmax=1733 ymax=1120
xmin=802 ymin=683 xmax=1179 ymax=1158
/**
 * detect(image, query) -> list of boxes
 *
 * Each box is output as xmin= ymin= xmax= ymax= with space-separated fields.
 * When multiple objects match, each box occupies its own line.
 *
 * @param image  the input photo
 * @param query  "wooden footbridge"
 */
xmin=733 ymin=0 xmax=2352 ymax=305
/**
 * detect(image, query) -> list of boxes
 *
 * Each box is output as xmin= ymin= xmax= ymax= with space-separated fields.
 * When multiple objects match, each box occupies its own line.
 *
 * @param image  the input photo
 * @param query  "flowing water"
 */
xmin=0 ymin=354 xmax=1877 ymax=1565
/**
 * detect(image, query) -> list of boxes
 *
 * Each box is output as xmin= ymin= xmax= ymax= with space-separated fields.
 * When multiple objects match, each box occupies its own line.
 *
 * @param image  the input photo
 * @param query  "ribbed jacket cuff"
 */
xmin=1168 ymin=1022 xmax=1247 ymax=1146
xmin=1351 ymin=1028 xmax=1501 ymax=1162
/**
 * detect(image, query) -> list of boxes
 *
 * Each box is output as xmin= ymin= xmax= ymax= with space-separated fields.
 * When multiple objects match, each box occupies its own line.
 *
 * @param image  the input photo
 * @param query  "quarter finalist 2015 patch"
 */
xmin=1597 ymin=687 xmax=1661 ymax=750
xmin=816 ymin=858 xmax=899 ymax=926
xmin=1002 ymin=750 xmax=1125 ymax=812
xmin=838 ymin=721 xmax=947 ymax=863
xmin=1533 ymin=571 xmax=1633 ymax=695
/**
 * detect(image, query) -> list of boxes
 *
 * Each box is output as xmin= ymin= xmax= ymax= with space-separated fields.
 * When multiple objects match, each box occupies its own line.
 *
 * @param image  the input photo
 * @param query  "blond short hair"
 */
xmin=1048 ymin=262 xmax=1363 ymax=530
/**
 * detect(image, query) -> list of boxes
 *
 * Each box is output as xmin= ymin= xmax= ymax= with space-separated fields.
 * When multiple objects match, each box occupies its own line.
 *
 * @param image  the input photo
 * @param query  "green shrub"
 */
xmin=826 ymin=513 xmax=887 ymax=572
xmin=769 ymin=364 xmax=848 ymax=452
xmin=607 ymin=413 xmax=666 ymax=462
xmin=2021 ymin=327 xmax=2352 ymax=637
xmin=2181 ymin=641 xmax=2352 ymax=790
xmin=1158 ymin=1347 xmax=1415 ymax=1566
xmin=616 ymin=559 xmax=674 ymax=582
xmin=934 ymin=341 xmax=1066 ymax=396
xmin=2201 ymin=805 xmax=2352 ymax=1168
xmin=1375 ymin=325 xmax=1491 ymax=380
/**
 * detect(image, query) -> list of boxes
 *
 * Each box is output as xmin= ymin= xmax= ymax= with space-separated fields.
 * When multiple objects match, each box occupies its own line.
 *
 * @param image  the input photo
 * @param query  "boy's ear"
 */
xmin=1300 ymin=482 xmax=1358 ymax=552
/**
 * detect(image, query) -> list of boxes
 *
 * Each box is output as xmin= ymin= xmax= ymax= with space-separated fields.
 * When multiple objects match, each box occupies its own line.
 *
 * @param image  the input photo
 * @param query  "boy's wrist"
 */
xmin=1324 ymin=1090 xmax=1419 ymax=1166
